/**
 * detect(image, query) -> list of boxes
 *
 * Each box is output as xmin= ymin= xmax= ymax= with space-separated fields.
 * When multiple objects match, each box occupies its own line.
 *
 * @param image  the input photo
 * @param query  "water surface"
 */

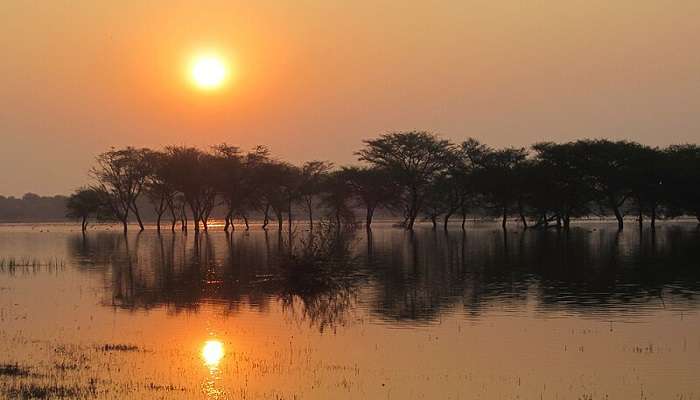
xmin=1 ymin=222 xmax=699 ymax=399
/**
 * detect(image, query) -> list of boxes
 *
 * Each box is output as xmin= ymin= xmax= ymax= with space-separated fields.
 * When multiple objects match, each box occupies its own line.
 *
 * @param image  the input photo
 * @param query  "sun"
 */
xmin=190 ymin=55 xmax=227 ymax=90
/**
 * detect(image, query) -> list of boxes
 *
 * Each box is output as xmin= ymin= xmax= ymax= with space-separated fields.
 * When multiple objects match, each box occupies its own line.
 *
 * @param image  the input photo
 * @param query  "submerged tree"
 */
xmin=144 ymin=150 xmax=177 ymax=232
xmin=210 ymin=144 xmax=244 ymax=232
xmin=357 ymin=131 xmax=453 ymax=229
xmin=90 ymin=147 xmax=151 ymax=233
xmin=69 ymin=133 xmax=699 ymax=233
xmin=162 ymin=146 xmax=218 ymax=232
xmin=342 ymin=166 xmax=397 ymax=229
xmin=300 ymin=161 xmax=333 ymax=228
xmin=664 ymin=144 xmax=700 ymax=222
xmin=319 ymin=170 xmax=356 ymax=227
xmin=463 ymin=139 xmax=528 ymax=230
xmin=65 ymin=188 xmax=104 ymax=232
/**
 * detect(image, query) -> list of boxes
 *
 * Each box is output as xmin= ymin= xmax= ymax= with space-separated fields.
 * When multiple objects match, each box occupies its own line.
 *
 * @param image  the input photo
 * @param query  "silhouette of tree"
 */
xmin=343 ymin=166 xmax=398 ymax=229
xmin=531 ymin=142 xmax=594 ymax=230
xmin=66 ymin=188 xmax=104 ymax=231
xmin=254 ymin=160 xmax=301 ymax=231
xmin=144 ymin=150 xmax=177 ymax=232
xmin=65 ymin=134 xmax=700 ymax=233
xmin=300 ymin=161 xmax=333 ymax=228
xmin=568 ymin=140 xmax=642 ymax=230
xmin=320 ymin=170 xmax=356 ymax=227
xmin=238 ymin=146 xmax=273 ymax=229
xmin=464 ymin=139 xmax=528 ymax=230
xmin=357 ymin=131 xmax=453 ymax=229
xmin=664 ymin=144 xmax=700 ymax=222
xmin=210 ymin=144 xmax=244 ymax=232
xmin=90 ymin=147 xmax=151 ymax=233
xmin=161 ymin=146 xmax=218 ymax=232
xmin=627 ymin=145 xmax=666 ymax=229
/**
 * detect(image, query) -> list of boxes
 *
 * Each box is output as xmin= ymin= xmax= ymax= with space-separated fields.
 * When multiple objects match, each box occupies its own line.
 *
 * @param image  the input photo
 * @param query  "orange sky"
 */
xmin=1 ymin=0 xmax=699 ymax=196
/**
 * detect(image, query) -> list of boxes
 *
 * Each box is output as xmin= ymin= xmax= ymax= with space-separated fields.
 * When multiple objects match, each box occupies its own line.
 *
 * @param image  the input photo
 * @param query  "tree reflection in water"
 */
xmin=68 ymin=224 xmax=700 ymax=330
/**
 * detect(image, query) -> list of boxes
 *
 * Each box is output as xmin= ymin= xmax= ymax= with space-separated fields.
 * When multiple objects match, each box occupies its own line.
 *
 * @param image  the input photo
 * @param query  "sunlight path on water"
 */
xmin=0 ymin=223 xmax=699 ymax=399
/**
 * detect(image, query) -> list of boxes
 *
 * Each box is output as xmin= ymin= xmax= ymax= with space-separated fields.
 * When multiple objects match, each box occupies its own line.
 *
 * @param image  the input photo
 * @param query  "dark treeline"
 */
xmin=0 ymin=193 xmax=69 ymax=222
xmin=67 ymin=131 xmax=700 ymax=233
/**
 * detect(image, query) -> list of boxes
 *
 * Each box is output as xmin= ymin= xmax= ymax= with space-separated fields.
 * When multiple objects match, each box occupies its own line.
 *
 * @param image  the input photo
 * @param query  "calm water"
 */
xmin=1 ymin=222 xmax=699 ymax=399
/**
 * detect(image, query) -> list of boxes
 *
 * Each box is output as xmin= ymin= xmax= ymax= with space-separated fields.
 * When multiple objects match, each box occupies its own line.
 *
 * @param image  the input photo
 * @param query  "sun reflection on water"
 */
xmin=201 ymin=339 xmax=225 ymax=398
xmin=202 ymin=339 xmax=225 ymax=367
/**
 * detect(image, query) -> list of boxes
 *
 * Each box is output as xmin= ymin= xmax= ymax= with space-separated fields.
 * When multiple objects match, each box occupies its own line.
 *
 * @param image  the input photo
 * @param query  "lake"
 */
xmin=1 ymin=222 xmax=699 ymax=399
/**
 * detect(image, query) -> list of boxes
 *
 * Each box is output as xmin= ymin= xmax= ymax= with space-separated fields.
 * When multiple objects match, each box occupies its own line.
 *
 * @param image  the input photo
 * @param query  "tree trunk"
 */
xmin=444 ymin=211 xmax=453 ymax=231
xmin=519 ymin=211 xmax=528 ymax=229
xmin=277 ymin=211 xmax=283 ymax=231
xmin=501 ymin=207 xmax=507 ymax=230
xmin=243 ymin=214 xmax=250 ymax=230
xmin=612 ymin=203 xmax=624 ymax=231
xmin=262 ymin=204 xmax=270 ymax=230
xmin=430 ymin=215 xmax=437 ymax=230
xmin=650 ymin=206 xmax=657 ymax=229
xmin=307 ymin=199 xmax=313 ymax=229
xmin=131 ymin=201 xmax=145 ymax=231
xmin=407 ymin=213 xmax=417 ymax=230
xmin=406 ymin=190 xmax=419 ymax=230
xmin=156 ymin=212 xmax=162 ymax=232
xmin=121 ymin=218 xmax=128 ymax=234
xmin=81 ymin=216 xmax=88 ymax=232
xmin=288 ymin=198 xmax=293 ymax=232
xmin=563 ymin=215 xmax=571 ymax=230
xmin=518 ymin=200 xmax=528 ymax=229
xmin=461 ymin=209 xmax=467 ymax=231
xmin=638 ymin=207 xmax=644 ymax=229
xmin=224 ymin=211 xmax=232 ymax=232
xmin=365 ymin=206 xmax=374 ymax=229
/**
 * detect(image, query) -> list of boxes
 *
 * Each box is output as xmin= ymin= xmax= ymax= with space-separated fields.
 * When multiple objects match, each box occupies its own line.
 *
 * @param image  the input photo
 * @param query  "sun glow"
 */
xmin=201 ymin=340 xmax=225 ymax=367
xmin=190 ymin=55 xmax=228 ymax=90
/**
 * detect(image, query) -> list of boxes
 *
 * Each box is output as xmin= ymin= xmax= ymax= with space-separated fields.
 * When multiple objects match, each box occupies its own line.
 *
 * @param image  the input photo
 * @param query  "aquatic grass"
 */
xmin=0 ymin=256 xmax=66 ymax=272
xmin=144 ymin=383 xmax=187 ymax=392
xmin=0 ymin=363 xmax=30 ymax=377
xmin=99 ymin=344 xmax=139 ymax=352
xmin=3 ymin=383 xmax=88 ymax=399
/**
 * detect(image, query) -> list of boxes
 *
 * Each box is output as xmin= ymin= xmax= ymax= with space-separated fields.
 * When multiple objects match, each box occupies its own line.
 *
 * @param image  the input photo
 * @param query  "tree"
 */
xmin=319 ymin=170 xmax=355 ymax=227
xmin=357 ymin=131 xmax=453 ymax=229
xmin=65 ymin=188 xmax=104 ymax=231
xmin=464 ymin=139 xmax=528 ymax=230
xmin=664 ymin=144 xmax=700 ymax=222
xmin=531 ymin=142 xmax=595 ymax=230
xmin=144 ymin=150 xmax=176 ymax=232
xmin=254 ymin=160 xmax=301 ymax=231
xmin=627 ymin=145 xmax=666 ymax=229
xmin=162 ymin=146 xmax=218 ymax=232
xmin=211 ymin=144 xmax=244 ymax=232
xmin=570 ymin=140 xmax=643 ymax=230
xmin=343 ymin=166 xmax=398 ymax=229
xmin=300 ymin=161 xmax=333 ymax=228
xmin=90 ymin=147 xmax=151 ymax=233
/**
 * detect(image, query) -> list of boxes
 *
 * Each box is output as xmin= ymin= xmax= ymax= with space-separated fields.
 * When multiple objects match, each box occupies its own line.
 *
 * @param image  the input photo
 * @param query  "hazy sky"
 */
xmin=1 ymin=0 xmax=699 ymax=196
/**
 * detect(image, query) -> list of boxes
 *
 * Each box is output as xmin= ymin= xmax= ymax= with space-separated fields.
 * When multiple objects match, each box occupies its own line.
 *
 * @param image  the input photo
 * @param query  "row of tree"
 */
xmin=67 ymin=131 xmax=700 ymax=233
